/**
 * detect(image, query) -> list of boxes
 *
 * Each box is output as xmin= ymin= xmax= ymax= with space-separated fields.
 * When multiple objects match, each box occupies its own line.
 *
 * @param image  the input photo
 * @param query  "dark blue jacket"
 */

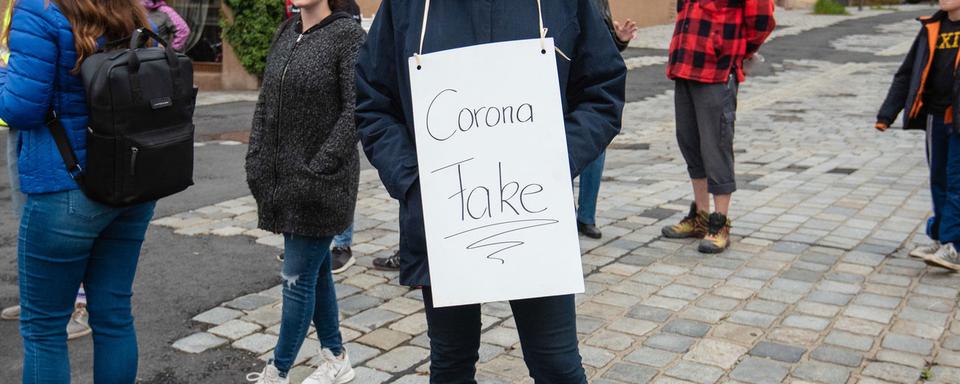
xmin=0 ymin=0 xmax=89 ymax=194
xmin=878 ymin=11 xmax=960 ymax=132
xmin=356 ymin=0 xmax=627 ymax=286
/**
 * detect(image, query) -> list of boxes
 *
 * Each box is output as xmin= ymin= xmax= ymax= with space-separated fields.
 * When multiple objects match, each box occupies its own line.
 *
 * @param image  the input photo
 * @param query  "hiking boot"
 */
xmin=67 ymin=306 xmax=92 ymax=340
xmin=302 ymin=348 xmax=355 ymax=384
xmin=577 ymin=221 xmax=602 ymax=239
xmin=1 ymin=305 xmax=19 ymax=321
xmin=924 ymin=243 xmax=960 ymax=272
xmin=247 ymin=364 xmax=289 ymax=384
xmin=331 ymin=247 xmax=356 ymax=274
xmin=909 ymin=243 xmax=940 ymax=259
xmin=698 ymin=212 xmax=731 ymax=254
xmin=662 ymin=203 xmax=708 ymax=239
xmin=373 ymin=252 xmax=400 ymax=271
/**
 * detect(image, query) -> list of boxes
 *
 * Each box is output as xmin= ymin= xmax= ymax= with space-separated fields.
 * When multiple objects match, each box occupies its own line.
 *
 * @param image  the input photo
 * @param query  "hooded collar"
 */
xmin=294 ymin=11 xmax=353 ymax=35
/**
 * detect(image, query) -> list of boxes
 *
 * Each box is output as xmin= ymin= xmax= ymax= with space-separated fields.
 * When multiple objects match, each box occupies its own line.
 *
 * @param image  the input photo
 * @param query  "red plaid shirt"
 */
xmin=667 ymin=0 xmax=776 ymax=83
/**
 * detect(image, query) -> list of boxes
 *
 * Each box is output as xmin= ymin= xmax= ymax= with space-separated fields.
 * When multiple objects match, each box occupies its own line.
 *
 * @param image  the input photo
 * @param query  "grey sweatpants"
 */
xmin=674 ymin=75 xmax=739 ymax=195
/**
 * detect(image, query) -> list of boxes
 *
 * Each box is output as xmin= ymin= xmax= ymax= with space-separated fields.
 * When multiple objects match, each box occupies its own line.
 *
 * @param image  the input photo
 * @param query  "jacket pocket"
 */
xmin=123 ymin=124 xmax=195 ymax=200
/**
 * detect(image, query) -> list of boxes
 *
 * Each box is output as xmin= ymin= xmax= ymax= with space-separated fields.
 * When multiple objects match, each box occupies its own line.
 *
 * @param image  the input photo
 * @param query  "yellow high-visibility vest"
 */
xmin=1 ymin=0 xmax=11 ymax=127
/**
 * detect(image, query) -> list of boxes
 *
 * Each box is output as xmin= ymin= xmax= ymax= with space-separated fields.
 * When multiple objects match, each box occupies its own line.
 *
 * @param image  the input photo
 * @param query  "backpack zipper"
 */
xmin=130 ymin=147 xmax=140 ymax=176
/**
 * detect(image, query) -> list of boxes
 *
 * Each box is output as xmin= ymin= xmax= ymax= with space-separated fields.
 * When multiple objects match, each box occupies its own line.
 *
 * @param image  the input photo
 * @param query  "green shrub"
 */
xmin=813 ymin=0 xmax=849 ymax=15
xmin=221 ymin=0 xmax=285 ymax=77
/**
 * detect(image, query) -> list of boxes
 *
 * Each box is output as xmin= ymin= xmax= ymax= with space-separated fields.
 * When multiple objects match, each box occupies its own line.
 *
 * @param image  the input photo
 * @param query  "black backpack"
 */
xmin=46 ymin=28 xmax=197 ymax=207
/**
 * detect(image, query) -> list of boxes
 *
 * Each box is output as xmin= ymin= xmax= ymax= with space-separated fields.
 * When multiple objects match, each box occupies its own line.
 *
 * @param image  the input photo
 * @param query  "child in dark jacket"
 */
xmin=877 ymin=0 xmax=960 ymax=270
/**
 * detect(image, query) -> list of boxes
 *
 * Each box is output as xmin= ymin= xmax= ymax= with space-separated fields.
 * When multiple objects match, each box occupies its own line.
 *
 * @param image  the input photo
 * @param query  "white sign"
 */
xmin=408 ymin=38 xmax=585 ymax=308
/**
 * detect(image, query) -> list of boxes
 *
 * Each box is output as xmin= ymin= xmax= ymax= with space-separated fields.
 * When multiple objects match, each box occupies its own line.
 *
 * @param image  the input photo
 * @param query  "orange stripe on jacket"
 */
xmin=910 ymin=19 xmax=941 ymax=119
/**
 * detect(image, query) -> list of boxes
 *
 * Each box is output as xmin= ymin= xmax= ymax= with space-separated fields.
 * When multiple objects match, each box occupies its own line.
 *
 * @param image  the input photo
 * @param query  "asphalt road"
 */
xmin=0 ymin=8 xmax=933 ymax=383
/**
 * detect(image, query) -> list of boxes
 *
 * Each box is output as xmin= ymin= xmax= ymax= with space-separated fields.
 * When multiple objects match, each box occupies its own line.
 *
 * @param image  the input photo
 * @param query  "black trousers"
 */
xmin=422 ymin=288 xmax=586 ymax=384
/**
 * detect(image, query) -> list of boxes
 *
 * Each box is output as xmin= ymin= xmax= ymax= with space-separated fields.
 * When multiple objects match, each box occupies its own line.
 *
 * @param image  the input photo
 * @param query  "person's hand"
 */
xmin=613 ymin=19 xmax=638 ymax=43
xmin=875 ymin=122 xmax=889 ymax=132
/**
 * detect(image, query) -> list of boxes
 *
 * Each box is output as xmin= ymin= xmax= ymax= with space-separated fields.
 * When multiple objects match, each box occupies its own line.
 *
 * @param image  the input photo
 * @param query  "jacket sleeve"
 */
xmin=314 ymin=27 xmax=365 ymax=170
xmin=159 ymin=4 xmax=191 ymax=52
xmin=877 ymin=31 xmax=921 ymax=126
xmin=0 ymin=2 xmax=57 ymax=131
xmin=744 ymin=0 xmax=776 ymax=57
xmin=356 ymin=0 xmax=420 ymax=200
xmin=565 ymin=0 xmax=627 ymax=178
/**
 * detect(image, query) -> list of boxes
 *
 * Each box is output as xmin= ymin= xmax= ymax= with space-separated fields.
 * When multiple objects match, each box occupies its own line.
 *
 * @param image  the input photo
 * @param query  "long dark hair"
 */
xmin=50 ymin=0 xmax=150 ymax=72
xmin=330 ymin=0 xmax=359 ymax=15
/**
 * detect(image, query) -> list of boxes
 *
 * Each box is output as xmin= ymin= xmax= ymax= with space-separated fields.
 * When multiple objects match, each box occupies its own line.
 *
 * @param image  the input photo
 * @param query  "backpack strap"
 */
xmin=45 ymin=109 xmax=85 ymax=182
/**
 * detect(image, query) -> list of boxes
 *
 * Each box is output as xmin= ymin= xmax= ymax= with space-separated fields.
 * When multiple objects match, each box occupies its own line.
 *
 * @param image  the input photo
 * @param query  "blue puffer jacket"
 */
xmin=0 ymin=0 xmax=87 ymax=194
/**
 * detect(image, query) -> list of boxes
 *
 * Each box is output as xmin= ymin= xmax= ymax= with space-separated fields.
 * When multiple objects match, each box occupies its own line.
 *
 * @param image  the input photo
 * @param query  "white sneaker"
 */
xmin=67 ymin=307 xmax=92 ymax=340
xmin=246 ymin=364 xmax=289 ymax=384
xmin=302 ymin=348 xmax=355 ymax=384
xmin=0 ymin=305 xmax=19 ymax=320
xmin=909 ymin=243 xmax=941 ymax=259
xmin=925 ymin=243 xmax=960 ymax=272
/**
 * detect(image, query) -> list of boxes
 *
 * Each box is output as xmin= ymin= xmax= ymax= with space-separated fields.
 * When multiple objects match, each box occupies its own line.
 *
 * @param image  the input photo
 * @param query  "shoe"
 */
xmin=246 ymin=364 xmax=289 ymax=384
xmin=302 ymin=348 xmax=355 ymax=384
xmin=67 ymin=307 xmax=92 ymax=340
xmin=698 ymin=212 xmax=731 ymax=254
xmin=577 ymin=221 xmax=602 ymax=239
xmin=909 ymin=243 xmax=940 ymax=259
xmin=1 ymin=305 xmax=19 ymax=320
xmin=373 ymin=252 xmax=400 ymax=271
xmin=662 ymin=203 xmax=708 ymax=239
xmin=331 ymin=247 xmax=356 ymax=274
xmin=924 ymin=243 xmax=960 ymax=272
xmin=276 ymin=253 xmax=284 ymax=262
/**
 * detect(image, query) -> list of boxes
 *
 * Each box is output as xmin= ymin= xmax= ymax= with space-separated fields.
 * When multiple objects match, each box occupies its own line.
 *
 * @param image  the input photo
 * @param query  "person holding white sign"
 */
xmin=356 ymin=0 xmax=626 ymax=382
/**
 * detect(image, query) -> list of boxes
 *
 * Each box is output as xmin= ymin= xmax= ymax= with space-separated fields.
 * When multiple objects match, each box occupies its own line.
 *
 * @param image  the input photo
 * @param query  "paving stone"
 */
xmin=342 ymin=342 xmax=380 ymax=365
xmin=351 ymin=367 xmax=392 ymax=384
xmin=899 ymin=308 xmax=950 ymax=327
xmin=825 ymin=330 xmax=875 ymax=351
xmin=602 ymin=362 xmax=658 ymax=383
xmin=663 ymin=319 xmax=711 ymax=337
xmin=665 ymin=361 xmax=724 ymax=383
xmin=576 ymin=315 xmax=606 ymax=334
xmin=767 ymin=327 xmax=820 ymax=346
xmin=342 ymin=308 xmax=403 ymax=332
xmin=586 ymin=330 xmax=635 ymax=351
xmin=625 ymin=347 xmax=678 ymax=368
xmin=782 ymin=315 xmax=831 ymax=331
xmin=810 ymin=345 xmax=862 ymax=367
xmin=659 ymin=284 xmax=705 ymax=300
xmin=580 ymin=345 xmax=617 ymax=368
xmin=861 ymin=362 xmax=922 ymax=384
xmin=207 ymin=319 xmax=261 ymax=340
xmin=843 ymin=305 xmax=895 ymax=324
xmin=356 ymin=328 xmax=411 ymax=350
xmin=192 ymin=307 xmax=244 ymax=325
xmin=730 ymin=357 xmax=789 ymax=384
xmin=607 ymin=317 xmax=658 ymax=336
xmin=854 ymin=293 xmax=902 ymax=309
xmin=749 ymin=341 xmax=806 ymax=363
xmin=744 ymin=300 xmax=788 ymax=315
xmin=391 ymin=374 xmax=430 ymax=384
xmin=791 ymin=361 xmax=850 ymax=384
xmin=628 ymin=305 xmax=673 ymax=322
xmin=172 ymin=332 xmax=228 ymax=354
xmin=366 ymin=346 xmax=430 ymax=373
xmin=729 ymin=310 xmax=777 ymax=328
xmin=390 ymin=313 xmax=428 ymax=335
xmin=881 ymin=333 xmax=934 ymax=355
xmin=643 ymin=333 xmax=697 ymax=353
xmin=224 ymin=294 xmax=276 ymax=311
xmin=483 ymin=327 xmax=520 ymax=348
xmin=875 ymin=349 xmax=928 ymax=369
xmin=834 ymin=317 xmax=885 ymax=336
xmin=232 ymin=333 xmax=279 ymax=354
xmin=806 ymin=290 xmax=853 ymax=306
xmin=712 ymin=323 xmax=763 ymax=345
xmin=339 ymin=294 xmax=383 ymax=316
xmin=685 ymin=338 xmax=748 ymax=369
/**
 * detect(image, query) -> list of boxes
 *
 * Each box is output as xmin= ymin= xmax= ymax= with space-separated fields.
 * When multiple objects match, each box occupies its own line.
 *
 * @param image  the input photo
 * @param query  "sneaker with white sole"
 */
xmin=925 ymin=243 xmax=960 ymax=272
xmin=1 ymin=305 xmax=19 ymax=321
xmin=302 ymin=348 xmax=355 ymax=384
xmin=246 ymin=364 xmax=289 ymax=384
xmin=909 ymin=243 xmax=941 ymax=259
xmin=67 ymin=307 xmax=92 ymax=340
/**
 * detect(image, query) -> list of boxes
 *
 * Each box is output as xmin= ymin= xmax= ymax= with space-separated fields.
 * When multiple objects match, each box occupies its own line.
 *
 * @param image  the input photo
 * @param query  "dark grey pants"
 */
xmin=674 ymin=75 xmax=739 ymax=195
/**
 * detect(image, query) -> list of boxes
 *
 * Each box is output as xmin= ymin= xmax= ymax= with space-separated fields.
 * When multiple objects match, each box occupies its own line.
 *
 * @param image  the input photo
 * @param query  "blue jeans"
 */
xmin=333 ymin=224 xmax=353 ymax=249
xmin=423 ymin=289 xmax=586 ymax=384
xmin=273 ymin=234 xmax=343 ymax=375
xmin=19 ymin=189 xmax=155 ymax=384
xmin=577 ymin=151 xmax=605 ymax=225
xmin=927 ymin=114 xmax=960 ymax=245
xmin=6 ymin=127 xmax=25 ymax=217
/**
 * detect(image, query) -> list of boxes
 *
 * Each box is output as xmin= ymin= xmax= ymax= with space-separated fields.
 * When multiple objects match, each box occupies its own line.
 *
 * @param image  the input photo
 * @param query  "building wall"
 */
xmin=355 ymin=0 xmax=676 ymax=27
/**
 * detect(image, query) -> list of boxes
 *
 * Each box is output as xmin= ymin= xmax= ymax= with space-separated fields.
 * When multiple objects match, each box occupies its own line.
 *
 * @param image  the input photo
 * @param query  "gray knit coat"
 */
xmin=245 ymin=14 xmax=365 ymax=238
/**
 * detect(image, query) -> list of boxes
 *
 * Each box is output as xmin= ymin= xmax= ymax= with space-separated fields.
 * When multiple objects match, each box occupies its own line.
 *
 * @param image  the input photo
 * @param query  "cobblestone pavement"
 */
xmin=157 ymin=7 xmax=960 ymax=384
